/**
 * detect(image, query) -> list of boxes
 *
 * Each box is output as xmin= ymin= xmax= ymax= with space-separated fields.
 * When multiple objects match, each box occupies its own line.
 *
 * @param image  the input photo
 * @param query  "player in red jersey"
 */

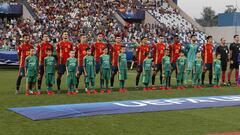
xmin=169 ymin=35 xmax=182 ymax=86
xmin=16 ymin=34 xmax=34 ymax=94
xmin=151 ymin=35 xmax=166 ymax=90
xmin=36 ymin=34 xmax=53 ymax=91
xmin=75 ymin=34 xmax=89 ymax=91
xmin=56 ymin=31 xmax=73 ymax=93
xmin=202 ymin=36 xmax=214 ymax=85
xmin=135 ymin=37 xmax=151 ymax=88
xmin=110 ymin=36 xmax=122 ymax=88
xmin=91 ymin=33 xmax=107 ymax=74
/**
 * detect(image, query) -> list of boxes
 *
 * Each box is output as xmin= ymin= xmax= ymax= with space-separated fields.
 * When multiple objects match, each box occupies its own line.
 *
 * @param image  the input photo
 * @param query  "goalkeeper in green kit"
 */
xmin=44 ymin=48 xmax=56 ymax=95
xmin=25 ymin=48 xmax=38 ymax=96
xmin=66 ymin=51 xmax=78 ymax=95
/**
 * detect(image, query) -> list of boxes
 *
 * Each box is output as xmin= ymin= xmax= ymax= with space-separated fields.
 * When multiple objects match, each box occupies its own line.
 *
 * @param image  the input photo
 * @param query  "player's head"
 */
xmin=196 ymin=52 xmax=201 ymax=58
xmin=141 ymin=37 xmax=148 ymax=44
xmin=42 ymin=33 xmax=49 ymax=42
xmin=220 ymin=38 xmax=226 ymax=45
xmin=23 ymin=34 xmax=30 ymax=43
xmin=115 ymin=36 xmax=121 ymax=43
xmin=97 ymin=33 xmax=103 ymax=41
xmin=164 ymin=49 xmax=169 ymax=55
xmin=191 ymin=34 xmax=197 ymax=43
xmin=86 ymin=47 xmax=92 ymax=55
xmin=69 ymin=51 xmax=75 ymax=57
xmin=206 ymin=36 xmax=213 ymax=43
xmin=29 ymin=48 xmax=35 ymax=55
xmin=46 ymin=48 xmax=52 ymax=56
xmin=159 ymin=35 xmax=164 ymax=43
xmin=121 ymin=45 xmax=126 ymax=53
xmin=234 ymin=35 xmax=239 ymax=43
xmin=102 ymin=47 xmax=108 ymax=54
xmin=62 ymin=31 xmax=69 ymax=40
xmin=80 ymin=34 xmax=87 ymax=43
xmin=173 ymin=35 xmax=179 ymax=43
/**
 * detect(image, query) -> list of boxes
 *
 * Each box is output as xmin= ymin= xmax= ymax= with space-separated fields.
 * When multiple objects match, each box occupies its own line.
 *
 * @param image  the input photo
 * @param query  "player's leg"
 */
xmin=135 ymin=65 xmax=142 ymax=88
xmin=66 ymin=75 xmax=71 ymax=94
xmin=227 ymin=63 xmax=234 ymax=85
xmin=110 ymin=66 xmax=118 ymax=88
xmin=159 ymin=64 xmax=163 ymax=85
xmin=170 ymin=63 xmax=176 ymax=86
xmin=75 ymin=66 xmax=82 ymax=90
xmin=221 ymin=63 xmax=227 ymax=85
xmin=208 ymin=64 xmax=213 ymax=85
xmin=202 ymin=64 xmax=207 ymax=85
xmin=106 ymin=69 xmax=111 ymax=92
xmin=130 ymin=56 xmax=136 ymax=70
xmin=16 ymin=67 xmax=25 ymax=94
xmin=37 ymin=65 xmax=44 ymax=91
xmin=57 ymin=64 xmax=65 ymax=93
xmin=32 ymin=77 xmax=37 ymax=94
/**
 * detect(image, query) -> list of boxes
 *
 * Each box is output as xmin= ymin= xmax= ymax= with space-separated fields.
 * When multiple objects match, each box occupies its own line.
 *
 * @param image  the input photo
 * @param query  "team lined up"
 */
xmin=15 ymin=32 xmax=240 ymax=95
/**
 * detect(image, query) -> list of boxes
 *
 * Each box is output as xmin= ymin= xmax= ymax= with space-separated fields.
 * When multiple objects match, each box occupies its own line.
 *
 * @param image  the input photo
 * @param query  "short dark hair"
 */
xmin=234 ymin=35 xmax=239 ymax=38
xmin=207 ymin=36 xmax=212 ymax=40
xmin=46 ymin=48 xmax=52 ymax=52
xmin=102 ymin=47 xmax=108 ymax=50
xmin=86 ymin=47 xmax=91 ymax=51
xmin=174 ymin=35 xmax=179 ymax=38
xmin=191 ymin=34 xmax=196 ymax=39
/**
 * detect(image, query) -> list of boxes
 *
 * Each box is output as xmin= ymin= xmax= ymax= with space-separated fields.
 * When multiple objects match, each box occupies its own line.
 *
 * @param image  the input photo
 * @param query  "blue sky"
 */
xmin=178 ymin=0 xmax=240 ymax=19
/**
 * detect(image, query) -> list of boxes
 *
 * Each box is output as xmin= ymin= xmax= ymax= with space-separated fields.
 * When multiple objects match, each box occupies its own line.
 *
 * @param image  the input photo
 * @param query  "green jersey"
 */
xmin=186 ymin=43 xmax=199 ymax=62
xmin=143 ymin=58 xmax=152 ymax=71
xmin=213 ymin=59 xmax=221 ymax=74
xmin=177 ymin=56 xmax=187 ymax=72
xmin=193 ymin=58 xmax=203 ymax=72
xmin=118 ymin=53 xmax=127 ymax=70
xmin=162 ymin=56 xmax=170 ymax=71
xmin=25 ymin=55 xmax=38 ymax=77
xmin=84 ymin=55 xmax=95 ymax=78
xmin=44 ymin=56 xmax=56 ymax=74
xmin=66 ymin=57 xmax=77 ymax=72
xmin=100 ymin=54 xmax=111 ymax=69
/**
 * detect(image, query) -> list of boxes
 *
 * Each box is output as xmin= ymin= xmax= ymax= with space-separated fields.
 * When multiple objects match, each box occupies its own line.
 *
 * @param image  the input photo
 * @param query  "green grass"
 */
xmin=1 ymin=68 xmax=240 ymax=135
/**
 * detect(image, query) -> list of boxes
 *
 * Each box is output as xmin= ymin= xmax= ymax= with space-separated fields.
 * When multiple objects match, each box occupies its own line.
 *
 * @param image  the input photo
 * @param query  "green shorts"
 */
xmin=101 ymin=69 xmax=110 ymax=80
xmin=119 ymin=69 xmax=127 ymax=80
xmin=45 ymin=73 xmax=55 ymax=85
xmin=142 ymin=70 xmax=151 ymax=83
xmin=27 ymin=76 xmax=37 ymax=83
xmin=164 ymin=71 xmax=170 ymax=77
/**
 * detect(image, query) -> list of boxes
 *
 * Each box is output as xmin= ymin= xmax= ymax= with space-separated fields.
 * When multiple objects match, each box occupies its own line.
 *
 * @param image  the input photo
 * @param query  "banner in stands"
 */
xmin=0 ymin=51 xmax=18 ymax=66
xmin=8 ymin=95 xmax=240 ymax=121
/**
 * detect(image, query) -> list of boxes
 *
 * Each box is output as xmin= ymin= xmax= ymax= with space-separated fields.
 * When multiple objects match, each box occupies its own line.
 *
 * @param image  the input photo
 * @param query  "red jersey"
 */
xmin=169 ymin=42 xmax=182 ymax=63
xmin=152 ymin=43 xmax=166 ymax=64
xmin=136 ymin=44 xmax=151 ymax=65
xmin=92 ymin=42 xmax=106 ymax=62
xmin=75 ymin=43 xmax=89 ymax=67
xmin=111 ymin=44 xmax=122 ymax=66
xmin=36 ymin=42 xmax=53 ymax=65
xmin=56 ymin=40 xmax=73 ymax=65
xmin=202 ymin=43 xmax=214 ymax=64
xmin=17 ymin=43 xmax=34 ymax=68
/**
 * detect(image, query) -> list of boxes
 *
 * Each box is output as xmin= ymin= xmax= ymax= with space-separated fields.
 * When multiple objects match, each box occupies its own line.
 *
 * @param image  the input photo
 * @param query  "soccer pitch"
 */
xmin=1 ymin=68 xmax=240 ymax=135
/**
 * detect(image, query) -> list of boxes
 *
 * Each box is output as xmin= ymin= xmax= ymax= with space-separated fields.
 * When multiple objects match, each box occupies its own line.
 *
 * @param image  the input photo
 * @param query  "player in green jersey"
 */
xmin=185 ymin=35 xmax=199 ymax=86
xmin=118 ymin=46 xmax=128 ymax=93
xmin=100 ymin=47 xmax=111 ymax=93
xmin=193 ymin=52 xmax=204 ymax=89
xmin=213 ymin=54 xmax=222 ymax=88
xmin=176 ymin=51 xmax=187 ymax=90
xmin=161 ymin=49 xmax=171 ymax=90
xmin=25 ymin=48 xmax=38 ymax=96
xmin=83 ymin=47 xmax=96 ymax=94
xmin=44 ymin=49 xmax=56 ymax=95
xmin=66 ymin=51 xmax=78 ymax=95
xmin=142 ymin=53 xmax=153 ymax=91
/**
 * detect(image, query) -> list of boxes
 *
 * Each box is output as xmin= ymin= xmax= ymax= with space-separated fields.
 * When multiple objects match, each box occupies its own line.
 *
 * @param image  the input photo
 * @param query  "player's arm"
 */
xmin=17 ymin=45 xmax=21 ymax=60
xmin=161 ymin=58 xmax=164 ymax=76
xmin=75 ymin=60 xmax=78 ymax=76
xmin=44 ymin=58 xmax=47 ymax=72
xmin=176 ymin=58 xmax=179 ymax=73
xmin=36 ymin=44 xmax=40 ymax=57
xmin=229 ymin=44 xmax=233 ymax=63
